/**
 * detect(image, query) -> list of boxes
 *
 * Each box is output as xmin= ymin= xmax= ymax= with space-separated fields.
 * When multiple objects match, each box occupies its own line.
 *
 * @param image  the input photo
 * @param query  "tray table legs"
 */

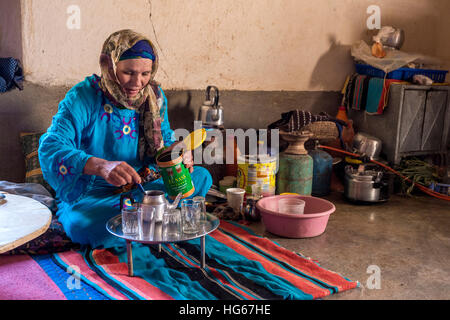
xmin=200 ymin=235 xmax=206 ymax=268
xmin=126 ymin=240 xmax=133 ymax=277
xmin=126 ymin=237 xmax=207 ymax=277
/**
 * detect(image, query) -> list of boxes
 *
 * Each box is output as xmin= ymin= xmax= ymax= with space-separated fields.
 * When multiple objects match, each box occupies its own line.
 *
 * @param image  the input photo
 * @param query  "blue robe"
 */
xmin=38 ymin=75 xmax=212 ymax=249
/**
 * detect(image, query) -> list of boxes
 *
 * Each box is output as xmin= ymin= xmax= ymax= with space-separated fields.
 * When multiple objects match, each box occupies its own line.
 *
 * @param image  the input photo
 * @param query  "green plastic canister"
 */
xmin=277 ymin=153 xmax=313 ymax=195
xmin=276 ymin=131 xmax=314 ymax=195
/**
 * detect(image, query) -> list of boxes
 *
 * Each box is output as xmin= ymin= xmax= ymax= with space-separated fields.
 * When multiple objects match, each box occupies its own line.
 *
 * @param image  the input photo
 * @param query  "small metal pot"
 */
xmin=120 ymin=190 xmax=182 ymax=222
xmin=141 ymin=190 xmax=182 ymax=222
xmin=353 ymin=132 xmax=382 ymax=160
xmin=382 ymin=28 xmax=405 ymax=50
xmin=344 ymin=166 xmax=383 ymax=202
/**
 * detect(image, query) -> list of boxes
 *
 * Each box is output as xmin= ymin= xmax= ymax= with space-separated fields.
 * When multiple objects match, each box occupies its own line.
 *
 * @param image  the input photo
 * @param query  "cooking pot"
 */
xmin=382 ymin=28 xmax=405 ymax=50
xmin=353 ymin=132 xmax=382 ymax=160
xmin=344 ymin=165 xmax=388 ymax=203
xmin=373 ymin=26 xmax=405 ymax=50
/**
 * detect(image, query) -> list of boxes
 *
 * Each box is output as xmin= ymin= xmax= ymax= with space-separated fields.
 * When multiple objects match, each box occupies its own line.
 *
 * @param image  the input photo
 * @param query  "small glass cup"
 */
xmin=278 ymin=198 xmax=306 ymax=215
xmin=122 ymin=204 xmax=139 ymax=237
xmin=139 ymin=204 xmax=155 ymax=240
xmin=193 ymin=196 xmax=208 ymax=230
xmin=226 ymin=188 xmax=246 ymax=214
xmin=162 ymin=208 xmax=182 ymax=240
xmin=181 ymin=199 xmax=200 ymax=234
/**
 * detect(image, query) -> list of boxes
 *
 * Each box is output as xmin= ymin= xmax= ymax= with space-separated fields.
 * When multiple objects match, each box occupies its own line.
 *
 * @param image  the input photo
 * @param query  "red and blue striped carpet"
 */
xmin=1 ymin=221 xmax=359 ymax=300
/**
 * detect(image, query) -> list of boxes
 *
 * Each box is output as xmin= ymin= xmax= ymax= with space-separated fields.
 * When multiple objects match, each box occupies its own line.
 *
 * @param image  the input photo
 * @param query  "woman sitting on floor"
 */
xmin=38 ymin=29 xmax=212 ymax=249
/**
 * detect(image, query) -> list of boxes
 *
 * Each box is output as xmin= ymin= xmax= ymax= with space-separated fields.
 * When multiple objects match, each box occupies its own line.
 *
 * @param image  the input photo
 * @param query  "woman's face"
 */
xmin=116 ymin=59 xmax=153 ymax=98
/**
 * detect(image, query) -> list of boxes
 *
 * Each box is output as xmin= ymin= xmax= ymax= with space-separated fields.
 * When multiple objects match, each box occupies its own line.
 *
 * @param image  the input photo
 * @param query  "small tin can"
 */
xmin=156 ymin=149 xmax=195 ymax=199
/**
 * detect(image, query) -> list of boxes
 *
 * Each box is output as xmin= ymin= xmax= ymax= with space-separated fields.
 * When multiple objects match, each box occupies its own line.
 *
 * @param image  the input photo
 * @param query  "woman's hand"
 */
xmin=164 ymin=142 xmax=194 ymax=173
xmin=84 ymin=157 xmax=142 ymax=187
xmin=183 ymin=149 xmax=194 ymax=173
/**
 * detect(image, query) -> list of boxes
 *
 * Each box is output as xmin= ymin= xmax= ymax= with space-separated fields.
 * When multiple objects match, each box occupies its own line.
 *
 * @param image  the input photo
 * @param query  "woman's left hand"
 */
xmin=165 ymin=141 xmax=194 ymax=173
xmin=183 ymin=149 xmax=194 ymax=173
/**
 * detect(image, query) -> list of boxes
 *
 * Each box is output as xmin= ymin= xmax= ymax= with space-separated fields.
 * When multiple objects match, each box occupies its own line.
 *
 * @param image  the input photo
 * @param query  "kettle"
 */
xmin=199 ymin=85 xmax=224 ymax=128
xmin=120 ymin=190 xmax=182 ymax=222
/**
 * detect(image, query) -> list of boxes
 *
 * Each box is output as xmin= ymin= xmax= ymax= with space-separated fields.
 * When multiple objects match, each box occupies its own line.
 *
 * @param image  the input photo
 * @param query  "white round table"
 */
xmin=0 ymin=193 xmax=52 ymax=254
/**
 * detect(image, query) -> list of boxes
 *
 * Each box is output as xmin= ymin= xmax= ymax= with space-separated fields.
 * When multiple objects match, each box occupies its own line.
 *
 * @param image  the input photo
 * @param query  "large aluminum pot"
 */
xmin=344 ymin=166 xmax=383 ymax=202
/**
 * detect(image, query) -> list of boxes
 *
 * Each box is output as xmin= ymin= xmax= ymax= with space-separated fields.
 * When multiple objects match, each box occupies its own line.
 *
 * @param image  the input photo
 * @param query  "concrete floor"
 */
xmin=244 ymin=192 xmax=450 ymax=300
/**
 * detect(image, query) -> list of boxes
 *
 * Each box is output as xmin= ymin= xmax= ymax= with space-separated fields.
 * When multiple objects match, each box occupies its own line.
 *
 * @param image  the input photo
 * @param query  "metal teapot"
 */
xmin=199 ymin=85 xmax=224 ymax=128
xmin=120 ymin=190 xmax=182 ymax=222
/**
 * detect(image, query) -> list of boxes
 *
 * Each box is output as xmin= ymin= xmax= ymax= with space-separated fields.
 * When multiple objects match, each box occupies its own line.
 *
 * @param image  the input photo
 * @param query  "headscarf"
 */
xmin=119 ymin=40 xmax=156 ymax=61
xmin=99 ymin=29 xmax=164 ymax=161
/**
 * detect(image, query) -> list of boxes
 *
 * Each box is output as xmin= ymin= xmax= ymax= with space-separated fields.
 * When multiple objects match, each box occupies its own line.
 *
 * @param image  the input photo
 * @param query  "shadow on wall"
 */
xmin=0 ymin=0 xmax=23 ymax=60
xmin=309 ymin=35 xmax=354 ymax=93
xmin=310 ymin=8 xmax=446 ymax=92
xmin=309 ymin=5 xmax=446 ymax=88
xmin=166 ymin=90 xmax=197 ymax=132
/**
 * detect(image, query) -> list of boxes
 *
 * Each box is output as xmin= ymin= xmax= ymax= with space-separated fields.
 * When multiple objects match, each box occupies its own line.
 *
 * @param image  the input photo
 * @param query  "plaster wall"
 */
xmin=2 ymin=0 xmax=450 ymax=182
xmin=19 ymin=0 xmax=450 ymax=91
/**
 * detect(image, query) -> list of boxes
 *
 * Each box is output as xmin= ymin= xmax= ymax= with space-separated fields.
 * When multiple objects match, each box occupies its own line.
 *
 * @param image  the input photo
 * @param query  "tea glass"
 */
xmin=193 ymin=196 xmax=208 ymax=229
xmin=162 ymin=208 xmax=182 ymax=240
xmin=139 ymin=204 xmax=156 ymax=240
xmin=181 ymin=199 xmax=200 ymax=234
xmin=122 ymin=204 xmax=140 ymax=237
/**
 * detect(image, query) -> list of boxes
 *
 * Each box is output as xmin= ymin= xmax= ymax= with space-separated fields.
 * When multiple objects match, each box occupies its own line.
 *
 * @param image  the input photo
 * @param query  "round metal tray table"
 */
xmin=106 ymin=213 xmax=220 ymax=276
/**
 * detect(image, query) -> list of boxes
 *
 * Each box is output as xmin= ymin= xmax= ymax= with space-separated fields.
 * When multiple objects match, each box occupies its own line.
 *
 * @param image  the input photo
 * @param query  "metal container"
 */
xmin=243 ymin=196 xmax=262 ymax=222
xmin=353 ymin=132 xmax=382 ymax=160
xmin=277 ymin=154 xmax=313 ymax=196
xmin=199 ymin=85 xmax=224 ymax=127
xmin=156 ymin=149 xmax=195 ymax=199
xmin=277 ymin=131 xmax=314 ymax=196
xmin=344 ymin=166 xmax=383 ymax=202
xmin=237 ymin=154 xmax=277 ymax=196
xmin=382 ymin=28 xmax=405 ymax=50
xmin=120 ymin=191 xmax=182 ymax=222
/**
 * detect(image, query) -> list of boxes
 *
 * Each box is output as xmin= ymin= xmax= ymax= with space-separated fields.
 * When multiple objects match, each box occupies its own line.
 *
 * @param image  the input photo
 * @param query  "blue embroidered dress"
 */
xmin=39 ymin=75 xmax=212 ymax=249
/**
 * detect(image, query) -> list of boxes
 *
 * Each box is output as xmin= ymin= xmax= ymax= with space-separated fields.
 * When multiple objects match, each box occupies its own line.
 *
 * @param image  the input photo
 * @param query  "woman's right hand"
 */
xmin=84 ymin=157 xmax=142 ymax=187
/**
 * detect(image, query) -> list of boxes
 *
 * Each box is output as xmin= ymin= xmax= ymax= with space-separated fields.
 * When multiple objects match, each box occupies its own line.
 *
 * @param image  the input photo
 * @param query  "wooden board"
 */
xmin=0 ymin=193 xmax=52 ymax=254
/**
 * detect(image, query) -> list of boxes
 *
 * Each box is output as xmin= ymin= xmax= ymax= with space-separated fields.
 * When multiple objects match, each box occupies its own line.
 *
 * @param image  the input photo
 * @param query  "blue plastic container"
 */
xmin=309 ymin=149 xmax=333 ymax=197
xmin=355 ymin=63 xmax=448 ymax=83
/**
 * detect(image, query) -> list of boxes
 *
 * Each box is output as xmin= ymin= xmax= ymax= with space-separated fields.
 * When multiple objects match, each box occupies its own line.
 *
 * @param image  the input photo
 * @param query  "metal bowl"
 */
xmin=382 ymin=28 xmax=405 ymax=50
xmin=353 ymin=132 xmax=382 ymax=160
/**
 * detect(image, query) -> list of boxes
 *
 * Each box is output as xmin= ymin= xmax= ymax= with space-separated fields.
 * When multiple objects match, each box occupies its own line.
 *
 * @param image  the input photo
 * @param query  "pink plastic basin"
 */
xmin=256 ymin=195 xmax=335 ymax=238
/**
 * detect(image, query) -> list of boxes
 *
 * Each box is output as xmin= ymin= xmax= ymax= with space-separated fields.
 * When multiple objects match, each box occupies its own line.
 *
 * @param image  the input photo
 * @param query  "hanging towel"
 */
xmin=343 ymin=73 xmax=358 ymax=109
xmin=0 ymin=57 xmax=24 ymax=92
xmin=351 ymin=75 xmax=370 ymax=110
xmin=366 ymin=78 xmax=406 ymax=115
xmin=376 ymin=79 xmax=406 ymax=114
xmin=365 ymin=78 xmax=384 ymax=114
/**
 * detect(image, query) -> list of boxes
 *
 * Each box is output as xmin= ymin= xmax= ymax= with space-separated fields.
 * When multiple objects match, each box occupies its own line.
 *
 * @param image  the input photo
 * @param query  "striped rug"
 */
xmin=51 ymin=221 xmax=359 ymax=300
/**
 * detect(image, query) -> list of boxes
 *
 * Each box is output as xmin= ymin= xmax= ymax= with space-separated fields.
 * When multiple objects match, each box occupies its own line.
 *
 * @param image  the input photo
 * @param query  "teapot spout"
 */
xmin=169 ymin=193 xmax=183 ymax=209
